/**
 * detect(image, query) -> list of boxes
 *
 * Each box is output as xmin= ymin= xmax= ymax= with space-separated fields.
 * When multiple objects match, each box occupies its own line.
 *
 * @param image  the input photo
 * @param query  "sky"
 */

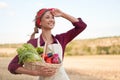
xmin=0 ymin=0 xmax=120 ymax=44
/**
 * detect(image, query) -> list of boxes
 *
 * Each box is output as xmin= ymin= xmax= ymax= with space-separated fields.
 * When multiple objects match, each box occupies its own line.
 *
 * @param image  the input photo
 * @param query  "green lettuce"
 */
xmin=17 ymin=43 xmax=42 ymax=63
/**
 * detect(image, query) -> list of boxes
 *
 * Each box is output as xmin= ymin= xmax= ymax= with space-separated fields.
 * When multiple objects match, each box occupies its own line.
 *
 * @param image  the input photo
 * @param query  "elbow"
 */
xmin=8 ymin=56 xmax=22 ymax=74
xmin=83 ymin=22 xmax=87 ymax=30
xmin=8 ymin=63 xmax=14 ymax=74
xmin=78 ymin=21 xmax=87 ymax=30
xmin=8 ymin=63 xmax=21 ymax=74
xmin=79 ymin=18 xmax=87 ymax=30
xmin=73 ymin=18 xmax=87 ymax=30
xmin=8 ymin=63 xmax=17 ymax=74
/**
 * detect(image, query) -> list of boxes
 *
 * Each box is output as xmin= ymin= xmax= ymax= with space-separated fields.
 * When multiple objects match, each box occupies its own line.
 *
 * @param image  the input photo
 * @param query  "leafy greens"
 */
xmin=17 ymin=43 xmax=42 ymax=64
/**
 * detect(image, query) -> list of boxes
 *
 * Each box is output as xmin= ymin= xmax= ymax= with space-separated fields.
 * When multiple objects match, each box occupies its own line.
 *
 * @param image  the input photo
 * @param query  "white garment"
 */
xmin=37 ymin=37 xmax=70 ymax=80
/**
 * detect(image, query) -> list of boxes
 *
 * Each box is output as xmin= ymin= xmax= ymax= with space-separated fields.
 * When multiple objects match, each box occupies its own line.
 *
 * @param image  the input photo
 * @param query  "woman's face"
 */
xmin=40 ymin=11 xmax=55 ymax=30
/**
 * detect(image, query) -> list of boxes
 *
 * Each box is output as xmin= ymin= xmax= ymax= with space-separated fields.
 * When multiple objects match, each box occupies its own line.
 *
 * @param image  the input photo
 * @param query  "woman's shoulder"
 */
xmin=27 ymin=38 xmax=38 ymax=47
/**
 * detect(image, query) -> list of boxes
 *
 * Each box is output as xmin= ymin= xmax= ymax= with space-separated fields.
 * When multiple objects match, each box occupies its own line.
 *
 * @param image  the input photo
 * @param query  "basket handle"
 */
xmin=42 ymin=41 xmax=48 ymax=61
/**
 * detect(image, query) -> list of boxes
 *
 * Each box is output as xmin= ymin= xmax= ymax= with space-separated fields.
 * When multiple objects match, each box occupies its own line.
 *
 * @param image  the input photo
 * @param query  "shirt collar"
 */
xmin=39 ymin=34 xmax=57 ymax=46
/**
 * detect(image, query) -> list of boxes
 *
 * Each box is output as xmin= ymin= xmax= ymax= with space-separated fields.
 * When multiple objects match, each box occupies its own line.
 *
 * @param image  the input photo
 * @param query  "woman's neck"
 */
xmin=41 ymin=30 xmax=53 ymax=44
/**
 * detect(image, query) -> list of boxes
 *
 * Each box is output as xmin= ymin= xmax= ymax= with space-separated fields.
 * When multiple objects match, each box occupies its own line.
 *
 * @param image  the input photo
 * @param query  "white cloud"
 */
xmin=0 ymin=2 xmax=8 ymax=9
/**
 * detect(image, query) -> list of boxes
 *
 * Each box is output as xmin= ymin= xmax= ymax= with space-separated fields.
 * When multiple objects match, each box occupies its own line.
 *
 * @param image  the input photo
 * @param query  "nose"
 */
xmin=49 ymin=17 xmax=55 ymax=22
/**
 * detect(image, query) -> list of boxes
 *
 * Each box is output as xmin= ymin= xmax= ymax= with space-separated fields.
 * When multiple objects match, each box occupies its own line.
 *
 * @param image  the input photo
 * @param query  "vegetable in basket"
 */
xmin=43 ymin=53 xmax=61 ymax=64
xmin=36 ymin=47 xmax=44 ymax=55
xmin=17 ymin=43 xmax=42 ymax=64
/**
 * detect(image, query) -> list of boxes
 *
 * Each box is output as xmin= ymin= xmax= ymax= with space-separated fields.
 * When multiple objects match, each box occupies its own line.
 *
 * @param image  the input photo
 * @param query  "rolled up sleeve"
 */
xmin=8 ymin=55 xmax=23 ymax=74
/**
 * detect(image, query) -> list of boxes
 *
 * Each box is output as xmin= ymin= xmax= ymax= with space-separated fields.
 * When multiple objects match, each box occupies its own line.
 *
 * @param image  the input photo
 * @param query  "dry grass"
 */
xmin=63 ymin=55 xmax=120 ymax=80
xmin=0 ymin=48 xmax=17 ymax=57
xmin=0 ymin=55 xmax=120 ymax=80
xmin=0 ymin=48 xmax=16 ymax=54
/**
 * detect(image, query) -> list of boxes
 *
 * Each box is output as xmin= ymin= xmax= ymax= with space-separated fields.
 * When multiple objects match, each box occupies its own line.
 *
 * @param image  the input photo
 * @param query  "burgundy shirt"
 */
xmin=8 ymin=18 xmax=87 ymax=74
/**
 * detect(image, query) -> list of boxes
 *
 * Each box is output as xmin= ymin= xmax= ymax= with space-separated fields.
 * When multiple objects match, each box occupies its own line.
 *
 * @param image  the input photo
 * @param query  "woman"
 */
xmin=8 ymin=8 xmax=87 ymax=80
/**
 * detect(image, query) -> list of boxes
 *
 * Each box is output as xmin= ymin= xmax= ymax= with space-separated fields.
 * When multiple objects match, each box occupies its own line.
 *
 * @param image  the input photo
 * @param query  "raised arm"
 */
xmin=51 ymin=8 xmax=79 ymax=23
xmin=53 ymin=8 xmax=87 ymax=51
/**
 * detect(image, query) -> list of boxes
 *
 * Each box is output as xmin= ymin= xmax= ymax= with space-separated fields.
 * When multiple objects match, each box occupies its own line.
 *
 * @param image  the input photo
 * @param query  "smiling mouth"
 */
xmin=48 ymin=23 xmax=54 ymax=26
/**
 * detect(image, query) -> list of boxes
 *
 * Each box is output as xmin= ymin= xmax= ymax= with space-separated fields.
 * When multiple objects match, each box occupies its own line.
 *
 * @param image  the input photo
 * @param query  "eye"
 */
xmin=46 ymin=16 xmax=50 ymax=19
xmin=52 ymin=16 xmax=54 ymax=19
xmin=45 ymin=15 xmax=54 ymax=19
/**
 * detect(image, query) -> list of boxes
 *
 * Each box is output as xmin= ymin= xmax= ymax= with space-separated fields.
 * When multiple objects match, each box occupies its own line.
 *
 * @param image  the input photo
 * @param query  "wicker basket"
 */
xmin=24 ymin=42 xmax=62 ymax=70
xmin=24 ymin=62 xmax=61 ymax=70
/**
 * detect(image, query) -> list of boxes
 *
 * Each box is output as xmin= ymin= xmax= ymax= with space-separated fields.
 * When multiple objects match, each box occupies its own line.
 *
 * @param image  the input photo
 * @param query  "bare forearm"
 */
xmin=61 ymin=12 xmax=79 ymax=23
xmin=15 ymin=67 xmax=36 ymax=76
xmin=15 ymin=66 xmax=57 ymax=76
xmin=52 ymin=8 xmax=79 ymax=23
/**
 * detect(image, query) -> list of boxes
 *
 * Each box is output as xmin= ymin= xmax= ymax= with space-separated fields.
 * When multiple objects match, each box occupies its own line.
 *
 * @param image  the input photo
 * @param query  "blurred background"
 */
xmin=0 ymin=0 xmax=120 ymax=43
xmin=0 ymin=0 xmax=120 ymax=80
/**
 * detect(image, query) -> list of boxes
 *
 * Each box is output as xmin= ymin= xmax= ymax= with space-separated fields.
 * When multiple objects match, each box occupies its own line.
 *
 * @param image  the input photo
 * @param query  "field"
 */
xmin=0 ymin=55 xmax=120 ymax=80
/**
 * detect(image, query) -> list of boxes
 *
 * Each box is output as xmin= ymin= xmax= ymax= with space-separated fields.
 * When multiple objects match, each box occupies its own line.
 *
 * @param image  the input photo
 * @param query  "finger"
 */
xmin=51 ymin=8 xmax=55 ymax=11
xmin=46 ymin=71 xmax=55 ymax=76
xmin=51 ymin=11 xmax=55 ymax=16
